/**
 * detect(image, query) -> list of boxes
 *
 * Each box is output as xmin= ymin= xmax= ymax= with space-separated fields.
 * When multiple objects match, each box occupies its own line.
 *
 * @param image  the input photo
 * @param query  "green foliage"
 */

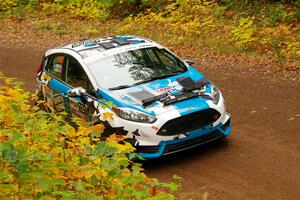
xmin=80 ymin=26 xmax=100 ymax=37
xmin=40 ymin=0 xmax=110 ymax=20
xmin=0 ymin=73 xmax=177 ymax=199
xmin=35 ymin=21 xmax=69 ymax=35
xmin=0 ymin=0 xmax=299 ymax=65
xmin=271 ymin=38 xmax=287 ymax=64
xmin=120 ymin=0 xmax=299 ymax=66
xmin=231 ymin=17 xmax=256 ymax=47
xmin=0 ymin=0 xmax=17 ymax=11
xmin=266 ymin=4 xmax=286 ymax=26
xmin=0 ymin=0 xmax=149 ymax=18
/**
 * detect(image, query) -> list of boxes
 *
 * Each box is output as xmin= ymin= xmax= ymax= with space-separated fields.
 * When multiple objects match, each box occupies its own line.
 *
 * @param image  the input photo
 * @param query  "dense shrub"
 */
xmin=231 ymin=17 xmax=256 ymax=47
xmin=0 ymin=73 xmax=178 ymax=199
xmin=0 ymin=0 xmax=149 ymax=18
xmin=0 ymin=0 xmax=299 ymax=65
xmin=120 ymin=0 xmax=299 ymax=66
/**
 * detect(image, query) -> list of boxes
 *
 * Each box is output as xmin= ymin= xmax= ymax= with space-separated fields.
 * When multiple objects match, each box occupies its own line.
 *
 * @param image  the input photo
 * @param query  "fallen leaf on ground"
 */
xmin=202 ymin=191 xmax=209 ymax=200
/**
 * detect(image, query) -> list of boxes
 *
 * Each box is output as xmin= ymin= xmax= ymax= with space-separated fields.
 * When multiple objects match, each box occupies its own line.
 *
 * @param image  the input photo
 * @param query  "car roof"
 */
xmin=45 ymin=36 xmax=162 ymax=60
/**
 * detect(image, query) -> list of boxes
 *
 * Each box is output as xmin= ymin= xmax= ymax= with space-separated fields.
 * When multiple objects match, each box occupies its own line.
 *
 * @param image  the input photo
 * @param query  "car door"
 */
xmin=64 ymin=55 xmax=97 ymax=122
xmin=42 ymin=54 xmax=70 ymax=113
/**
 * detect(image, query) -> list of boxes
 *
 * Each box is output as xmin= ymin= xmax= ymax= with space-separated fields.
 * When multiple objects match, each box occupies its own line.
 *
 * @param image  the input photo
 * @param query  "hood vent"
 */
xmin=127 ymin=77 xmax=210 ymax=107
xmin=177 ymin=77 xmax=209 ymax=92
xmin=128 ymin=90 xmax=168 ymax=106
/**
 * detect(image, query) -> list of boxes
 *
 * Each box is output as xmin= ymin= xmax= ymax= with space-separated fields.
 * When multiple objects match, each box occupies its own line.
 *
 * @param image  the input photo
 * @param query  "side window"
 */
xmin=65 ymin=56 xmax=93 ymax=93
xmin=46 ymin=55 xmax=65 ymax=79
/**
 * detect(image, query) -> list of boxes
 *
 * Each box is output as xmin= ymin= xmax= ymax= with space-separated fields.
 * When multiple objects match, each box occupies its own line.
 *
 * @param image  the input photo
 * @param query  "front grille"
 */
xmin=157 ymin=109 xmax=221 ymax=136
xmin=136 ymin=129 xmax=224 ymax=155
xmin=136 ymin=145 xmax=161 ymax=154
xmin=163 ymin=130 xmax=223 ymax=155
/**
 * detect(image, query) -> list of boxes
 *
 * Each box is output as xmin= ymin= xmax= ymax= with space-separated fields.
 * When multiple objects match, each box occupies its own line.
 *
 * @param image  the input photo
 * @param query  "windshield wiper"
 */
xmin=133 ymin=71 xmax=183 ymax=86
xmin=108 ymin=84 xmax=132 ymax=90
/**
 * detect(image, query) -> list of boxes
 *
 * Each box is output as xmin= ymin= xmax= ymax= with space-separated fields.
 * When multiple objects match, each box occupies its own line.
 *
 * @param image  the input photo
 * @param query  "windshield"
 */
xmin=87 ymin=47 xmax=187 ymax=89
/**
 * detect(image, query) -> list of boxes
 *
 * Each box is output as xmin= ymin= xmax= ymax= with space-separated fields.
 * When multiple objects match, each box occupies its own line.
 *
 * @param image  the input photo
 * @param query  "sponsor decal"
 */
xmin=151 ymin=126 xmax=159 ymax=131
xmin=41 ymin=72 xmax=52 ymax=85
xmin=72 ymin=38 xmax=103 ymax=48
xmin=155 ymin=85 xmax=182 ymax=94
xmin=178 ymin=107 xmax=196 ymax=113
xmin=69 ymin=99 xmax=88 ymax=120
xmin=78 ymin=102 xmax=88 ymax=115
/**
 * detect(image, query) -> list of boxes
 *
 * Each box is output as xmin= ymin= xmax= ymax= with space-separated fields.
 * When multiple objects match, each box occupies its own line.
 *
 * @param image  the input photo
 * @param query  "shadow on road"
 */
xmin=142 ymin=138 xmax=231 ymax=170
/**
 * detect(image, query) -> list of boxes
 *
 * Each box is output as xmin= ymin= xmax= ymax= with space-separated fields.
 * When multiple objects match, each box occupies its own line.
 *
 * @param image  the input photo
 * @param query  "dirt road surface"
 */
xmin=0 ymin=45 xmax=299 ymax=200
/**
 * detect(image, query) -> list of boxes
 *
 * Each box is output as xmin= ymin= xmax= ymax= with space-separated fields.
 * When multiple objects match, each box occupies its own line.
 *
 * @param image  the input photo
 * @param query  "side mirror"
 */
xmin=89 ymin=88 xmax=98 ymax=98
xmin=185 ymin=60 xmax=195 ymax=66
xmin=67 ymin=87 xmax=87 ymax=97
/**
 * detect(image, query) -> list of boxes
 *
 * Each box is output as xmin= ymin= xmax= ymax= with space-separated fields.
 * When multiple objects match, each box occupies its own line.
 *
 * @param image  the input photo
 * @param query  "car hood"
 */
xmin=98 ymin=67 xmax=211 ymax=117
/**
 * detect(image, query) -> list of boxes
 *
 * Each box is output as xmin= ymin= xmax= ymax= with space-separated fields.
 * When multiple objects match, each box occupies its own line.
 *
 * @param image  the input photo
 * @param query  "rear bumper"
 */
xmin=138 ymin=116 xmax=231 ymax=159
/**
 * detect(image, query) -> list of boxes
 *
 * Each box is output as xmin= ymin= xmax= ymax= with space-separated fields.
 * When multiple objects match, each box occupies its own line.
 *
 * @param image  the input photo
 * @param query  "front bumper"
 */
xmin=137 ymin=116 xmax=231 ymax=159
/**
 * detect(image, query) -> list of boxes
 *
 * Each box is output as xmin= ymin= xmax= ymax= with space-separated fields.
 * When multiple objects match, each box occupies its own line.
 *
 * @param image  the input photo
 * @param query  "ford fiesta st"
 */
xmin=36 ymin=36 xmax=231 ymax=159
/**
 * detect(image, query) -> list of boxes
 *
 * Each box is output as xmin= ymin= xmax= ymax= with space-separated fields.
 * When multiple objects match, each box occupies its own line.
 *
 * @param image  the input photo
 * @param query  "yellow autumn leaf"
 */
xmin=88 ymin=123 xmax=105 ymax=134
xmin=106 ymin=101 xmax=115 ymax=108
xmin=103 ymin=112 xmax=113 ymax=120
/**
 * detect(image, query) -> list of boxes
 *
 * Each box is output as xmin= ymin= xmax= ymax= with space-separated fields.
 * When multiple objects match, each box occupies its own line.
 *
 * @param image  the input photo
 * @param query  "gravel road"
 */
xmin=1 ymin=45 xmax=299 ymax=200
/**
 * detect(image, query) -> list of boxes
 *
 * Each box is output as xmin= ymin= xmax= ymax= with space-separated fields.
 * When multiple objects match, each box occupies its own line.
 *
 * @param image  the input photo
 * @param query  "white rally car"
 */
xmin=36 ymin=36 xmax=231 ymax=159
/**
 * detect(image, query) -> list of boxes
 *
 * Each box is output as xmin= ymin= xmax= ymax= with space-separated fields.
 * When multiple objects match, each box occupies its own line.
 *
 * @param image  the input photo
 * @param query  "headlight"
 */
xmin=112 ymin=107 xmax=157 ymax=123
xmin=211 ymin=85 xmax=220 ymax=104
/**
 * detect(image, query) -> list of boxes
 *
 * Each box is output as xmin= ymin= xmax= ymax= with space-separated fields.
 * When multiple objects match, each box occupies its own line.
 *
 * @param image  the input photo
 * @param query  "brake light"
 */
xmin=36 ymin=63 xmax=43 ymax=77
xmin=36 ymin=56 xmax=45 ymax=78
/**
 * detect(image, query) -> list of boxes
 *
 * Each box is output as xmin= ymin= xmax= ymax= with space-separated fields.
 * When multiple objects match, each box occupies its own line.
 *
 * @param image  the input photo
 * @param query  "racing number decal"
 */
xmin=78 ymin=102 xmax=88 ymax=115
xmin=69 ymin=98 xmax=88 ymax=121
